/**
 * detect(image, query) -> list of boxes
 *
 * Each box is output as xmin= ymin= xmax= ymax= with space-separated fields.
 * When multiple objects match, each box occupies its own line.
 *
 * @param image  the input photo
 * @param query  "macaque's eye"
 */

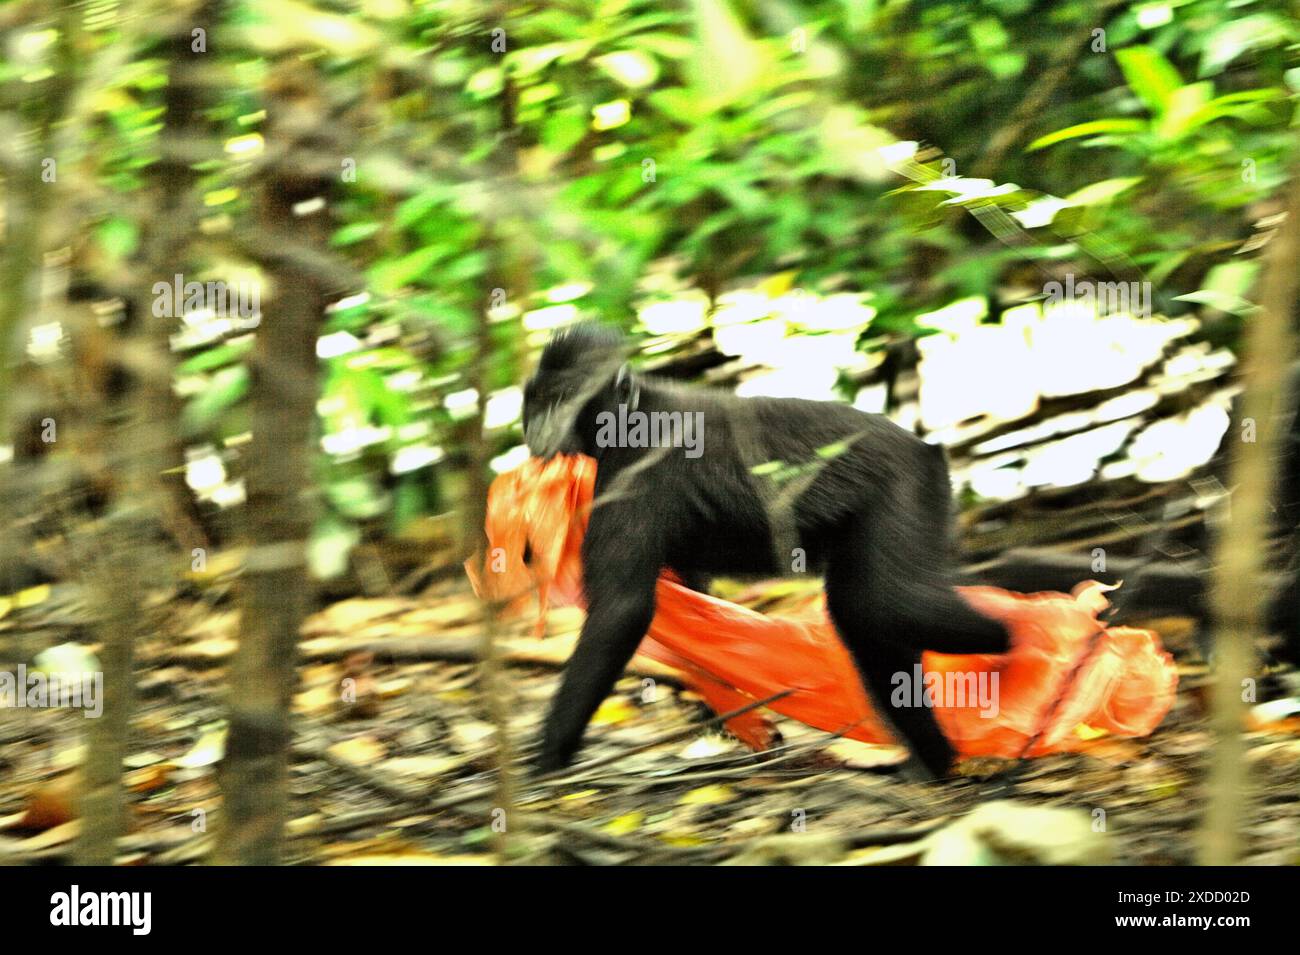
xmin=523 ymin=541 xmax=534 ymax=565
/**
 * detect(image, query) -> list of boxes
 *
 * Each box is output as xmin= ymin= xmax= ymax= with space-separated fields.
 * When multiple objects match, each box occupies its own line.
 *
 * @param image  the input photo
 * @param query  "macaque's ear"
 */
xmin=614 ymin=362 xmax=640 ymax=408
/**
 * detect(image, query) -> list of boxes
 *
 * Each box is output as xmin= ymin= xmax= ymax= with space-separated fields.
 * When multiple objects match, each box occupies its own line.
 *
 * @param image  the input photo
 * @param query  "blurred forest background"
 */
xmin=1 ymin=0 xmax=1299 ymax=866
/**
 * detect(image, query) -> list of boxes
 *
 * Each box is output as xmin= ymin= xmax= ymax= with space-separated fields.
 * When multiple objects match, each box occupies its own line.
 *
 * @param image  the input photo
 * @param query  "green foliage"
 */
xmin=4 ymin=0 xmax=1297 ymax=560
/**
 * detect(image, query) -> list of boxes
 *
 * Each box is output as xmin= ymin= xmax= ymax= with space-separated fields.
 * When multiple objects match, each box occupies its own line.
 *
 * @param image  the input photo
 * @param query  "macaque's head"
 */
xmin=524 ymin=323 xmax=630 ymax=458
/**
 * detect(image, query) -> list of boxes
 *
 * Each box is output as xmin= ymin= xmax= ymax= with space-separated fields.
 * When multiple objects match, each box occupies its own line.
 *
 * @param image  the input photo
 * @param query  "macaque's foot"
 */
xmin=529 ymin=748 xmax=567 ymax=777
xmin=897 ymin=756 xmax=950 ymax=785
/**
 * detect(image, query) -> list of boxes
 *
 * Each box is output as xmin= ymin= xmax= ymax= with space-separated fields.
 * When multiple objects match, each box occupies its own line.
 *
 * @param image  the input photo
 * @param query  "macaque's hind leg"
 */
xmin=836 ymin=447 xmax=1011 ymax=657
xmin=819 ymin=488 xmax=999 ymax=778
xmin=824 ymin=546 xmax=957 ymax=778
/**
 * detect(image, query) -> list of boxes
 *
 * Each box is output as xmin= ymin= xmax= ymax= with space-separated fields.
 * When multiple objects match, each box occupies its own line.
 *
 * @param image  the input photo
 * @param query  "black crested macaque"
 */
xmin=523 ymin=323 xmax=1010 ymax=779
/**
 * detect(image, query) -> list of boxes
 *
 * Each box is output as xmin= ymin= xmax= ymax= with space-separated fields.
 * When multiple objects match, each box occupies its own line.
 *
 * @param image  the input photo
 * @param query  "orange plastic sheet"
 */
xmin=467 ymin=455 xmax=1178 ymax=758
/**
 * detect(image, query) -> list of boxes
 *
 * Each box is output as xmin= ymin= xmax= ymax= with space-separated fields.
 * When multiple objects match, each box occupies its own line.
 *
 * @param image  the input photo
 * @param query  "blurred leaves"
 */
xmin=4 ymin=0 xmax=1296 ymax=552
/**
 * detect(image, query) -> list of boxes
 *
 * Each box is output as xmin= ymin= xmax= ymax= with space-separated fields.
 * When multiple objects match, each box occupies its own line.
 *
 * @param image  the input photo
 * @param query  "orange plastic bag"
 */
xmin=468 ymin=455 xmax=1178 ymax=758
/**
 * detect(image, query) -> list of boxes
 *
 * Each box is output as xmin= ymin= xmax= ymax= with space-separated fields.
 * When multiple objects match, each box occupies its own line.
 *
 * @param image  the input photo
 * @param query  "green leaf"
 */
xmin=1028 ymin=119 xmax=1146 ymax=150
xmin=519 ymin=82 xmax=561 ymax=108
xmin=1172 ymin=290 xmax=1258 ymax=316
xmin=181 ymin=364 xmax=249 ymax=437
xmin=96 ymin=216 xmax=139 ymax=262
xmin=987 ymin=52 xmax=1026 ymax=80
xmin=323 ymin=363 xmax=410 ymax=438
xmin=465 ymin=67 xmax=503 ymax=99
xmin=1115 ymin=46 xmax=1183 ymax=114
xmin=1179 ymin=88 xmax=1286 ymax=131
xmin=505 ymin=43 xmax=577 ymax=78
xmin=1173 ymin=261 xmax=1260 ymax=316
xmin=1207 ymin=89 xmax=1286 ymax=108
xmin=688 ymin=0 xmax=764 ymax=106
xmin=750 ymin=91 xmax=817 ymax=122
xmin=595 ymin=50 xmax=660 ymax=89
xmin=1146 ymin=250 xmax=1190 ymax=287
xmin=1063 ymin=177 xmax=1143 ymax=205
xmin=1199 ymin=13 xmax=1291 ymax=77
xmin=969 ymin=17 xmax=1008 ymax=53
xmin=177 ymin=339 xmax=254 ymax=375
xmin=443 ymin=252 xmax=488 ymax=283
xmin=330 ymin=221 xmax=382 ymax=246
xmin=390 ymin=473 xmax=434 ymax=533
xmin=326 ymin=477 xmax=389 ymax=520
xmin=395 ymin=187 xmax=455 ymax=229
xmin=713 ymin=175 xmax=767 ymax=216
xmin=631 ymin=32 xmax=695 ymax=60
xmin=648 ymin=88 xmax=709 ymax=124
xmin=370 ymin=246 xmax=449 ymax=294
xmin=1201 ymin=260 xmax=1259 ymax=299
xmin=542 ymin=109 xmax=588 ymax=153
xmin=403 ymin=296 xmax=476 ymax=337
xmin=1154 ymin=81 xmax=1212 ymax=140
xmin=244 ymin=0 xmax=380 ymax=56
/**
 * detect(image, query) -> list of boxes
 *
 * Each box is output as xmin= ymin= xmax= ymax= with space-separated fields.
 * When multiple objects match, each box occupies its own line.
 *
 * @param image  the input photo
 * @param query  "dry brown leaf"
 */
xmin=677 ymin=784 xmax=735 ymax=806
xmin=1075 ymin=736 xmax=1146 ymax=765
xmin=591 ymin=697 xmax=638 ymax=725
xmin=17 ymin=819 xmax=80 ymax=851
xmin=22 ymin=774 xmax=79 ymax=830
xmin=400 ymin=599 xmax=481 ymax=629
xmin=181 ymin=608 xmax=238 ymax=640
xmin=679 ymin=735 xmax=735 ymax=759
xmin=824 ymin=739 xmax=908 ymax=769
xmin=295 ymin=684 xmax=343 ymax=715
xmin=175 ymin=727 xmax=228 ymax=769
xmin=451 ymin=720 xmax=496 ymax=750
xmin=181 ymin=637 xmax=238 ymax=661
xmin=376 ymin=677 xmax=414 ymax=698
xmin=306 ymin=597 xmax=413 ymax=636
xmin=125 ymin=764 xmax=173 ymax=794
xmin=1246 ymin=739 xmax=1300 ymax=765
xmin=326 ymin=853 xmax=491 ymax=865
xmin=328 ymin=735 xmax=386 ymax=766
xmin=1247 ymin=698 xmax=1300 ymax=733
xmin=383 ymin=755 xmax=463 ymax=780
xmin=602 ymin=811 xmax=644 ymax=836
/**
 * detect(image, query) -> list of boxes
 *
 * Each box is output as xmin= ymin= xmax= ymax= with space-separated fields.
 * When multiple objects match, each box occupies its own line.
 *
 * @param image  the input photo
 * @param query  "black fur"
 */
xmin=524 ymin=324 xmax=1010 ymax=778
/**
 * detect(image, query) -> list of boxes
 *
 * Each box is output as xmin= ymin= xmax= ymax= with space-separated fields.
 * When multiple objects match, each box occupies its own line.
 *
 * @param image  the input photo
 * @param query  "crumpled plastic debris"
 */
xmin=467 ymin=455 xmax=1178 ymax=757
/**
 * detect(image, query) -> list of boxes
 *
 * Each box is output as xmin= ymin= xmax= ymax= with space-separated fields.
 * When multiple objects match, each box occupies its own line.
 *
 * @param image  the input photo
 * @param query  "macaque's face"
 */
xmin=524 ymin=328 xmax=626 ymax=459
xmin=523 ymin=368 xmax=587 ymax=458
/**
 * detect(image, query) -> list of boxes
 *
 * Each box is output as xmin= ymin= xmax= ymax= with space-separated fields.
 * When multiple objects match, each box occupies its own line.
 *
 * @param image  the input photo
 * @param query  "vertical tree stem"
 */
xmin=1200 ymin=160 xmax=1300 ymax=864
xmin=214 ymin=61 xmax=335 ymax=865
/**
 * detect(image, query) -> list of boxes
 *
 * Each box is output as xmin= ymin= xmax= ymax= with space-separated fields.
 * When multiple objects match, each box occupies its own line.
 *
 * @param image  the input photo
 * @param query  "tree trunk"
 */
xmin=76 ymin=0 xmax=222 ymax=866
xmin=1200 ymin=160 xmax=1300 ymax=864
xmin=214 ymin=62 xmax=338 ymax=865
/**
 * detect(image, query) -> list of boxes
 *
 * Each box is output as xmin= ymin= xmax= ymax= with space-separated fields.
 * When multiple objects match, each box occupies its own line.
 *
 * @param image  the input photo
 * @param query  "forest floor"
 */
xmin=2 ymin=578 xmax=1298 ymax=866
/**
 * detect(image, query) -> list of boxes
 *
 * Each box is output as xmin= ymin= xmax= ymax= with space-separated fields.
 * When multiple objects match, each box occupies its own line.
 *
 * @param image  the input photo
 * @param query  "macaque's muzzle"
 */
xmin=524 ymin=403 xmax=581 ymax=458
